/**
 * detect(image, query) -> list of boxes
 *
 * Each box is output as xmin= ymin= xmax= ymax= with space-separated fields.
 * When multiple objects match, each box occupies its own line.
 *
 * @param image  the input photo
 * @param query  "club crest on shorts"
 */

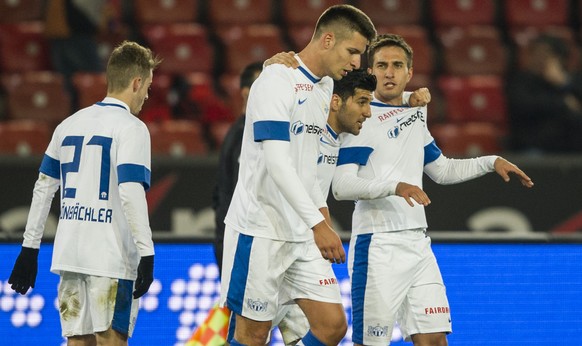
xmin=246 ymin=298 xmax=268 ymax=313
xmin=367 ymin=324 xmax=389 ymax=337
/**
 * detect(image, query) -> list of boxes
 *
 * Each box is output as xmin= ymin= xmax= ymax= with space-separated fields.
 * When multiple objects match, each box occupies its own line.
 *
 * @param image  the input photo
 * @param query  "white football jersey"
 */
xmin=317 ymin=124 xmax=340 ymax=200
xmin=337 ymin=96 xmax=441 ymax=235
xmin=225 ymin=57 xmax=332 ymax=241
xmin=39 ymin=97 xmax=152 ymax=280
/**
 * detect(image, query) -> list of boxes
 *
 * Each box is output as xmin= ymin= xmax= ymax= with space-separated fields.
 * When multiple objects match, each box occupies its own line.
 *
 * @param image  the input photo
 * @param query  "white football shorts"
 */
xmin=58 ymin=271 xmax=139 ymax=338
xmin=348 ymin=229 xmax=452 ymax=345
xmin=219 ymin=225 xmax=342 ymax=321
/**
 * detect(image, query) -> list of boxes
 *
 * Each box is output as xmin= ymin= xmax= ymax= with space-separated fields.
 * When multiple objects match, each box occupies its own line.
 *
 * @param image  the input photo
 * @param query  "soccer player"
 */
xmin=219 ymin=5 xmax=376 ymax=346
xmin=8 ymin=40 xmax=160 ymax=346
xmin=332 ymin=34 xmax=534 ymax=346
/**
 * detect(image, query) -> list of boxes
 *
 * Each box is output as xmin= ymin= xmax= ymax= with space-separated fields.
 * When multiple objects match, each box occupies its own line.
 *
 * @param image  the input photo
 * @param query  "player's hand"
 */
xmin=409 ymin=87 xmax=431 ymax=107
xmin=264 ymin=51 xmax=299 ymax=69
xmin=9 ymin=246 xmax=39 ymax=295
xmin=395 ymin=182 xmax=431 ymax=207
xmin=494 ymin=157 xmax=534 ymax=188
xmin=312 ymin=221 xmax=345 ymax=264
xmin=133 ymin=255 xmax=154 ymax=299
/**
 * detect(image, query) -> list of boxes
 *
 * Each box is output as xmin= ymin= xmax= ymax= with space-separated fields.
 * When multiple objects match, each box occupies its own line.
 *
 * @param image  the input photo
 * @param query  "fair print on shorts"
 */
xmin=58 ymin=271 xmax=139 ymax=337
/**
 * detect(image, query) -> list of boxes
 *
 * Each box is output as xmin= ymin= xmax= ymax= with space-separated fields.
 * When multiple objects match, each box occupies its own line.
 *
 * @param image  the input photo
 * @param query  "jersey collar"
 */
xmin=296 ymin=55 xmax=322 ymax=84
xmin=96 ymin=97 xmax=130 ymax=112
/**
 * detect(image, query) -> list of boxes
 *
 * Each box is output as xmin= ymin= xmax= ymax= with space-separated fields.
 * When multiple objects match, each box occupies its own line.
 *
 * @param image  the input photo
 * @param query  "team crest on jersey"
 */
xmin=291 ymin=120 xmax=305 ymax=135
xmin=246 ymin=298 xmax=268 ymax=313
xmin=367 ymin=324 xmax=389 ymax=337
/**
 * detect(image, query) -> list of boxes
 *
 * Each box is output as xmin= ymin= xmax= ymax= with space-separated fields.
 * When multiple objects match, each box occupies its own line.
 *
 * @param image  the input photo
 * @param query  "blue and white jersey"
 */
xmin=337 ymin=96 xmax=440 ymax=235
xmin=39 ymin=97 xmax=152 ymax=280
xmin=225 ymin=57 xmax=332 ymax=241
xmin=317 ymin=124 xmax=340 ymax=200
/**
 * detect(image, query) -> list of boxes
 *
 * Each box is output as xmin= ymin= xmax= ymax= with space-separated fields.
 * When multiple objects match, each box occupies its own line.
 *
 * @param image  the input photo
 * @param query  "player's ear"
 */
xmin=132 ymin=77 xmax=142 ymax=92
xmin=330 ymin=94 xmax=342 ymax=111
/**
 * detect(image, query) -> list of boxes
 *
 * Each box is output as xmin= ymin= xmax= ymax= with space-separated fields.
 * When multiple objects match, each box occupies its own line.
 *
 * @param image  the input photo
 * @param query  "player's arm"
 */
xmin=10 ymin=152 xmax=60 ymax=295
xmin=263 ymin=140 xmax=344 ymax=263
xmin=332 ymin=162 xmax=430 ymax=207
xmin=117 ymin=123 xmax=155 ymax=298
xmin=424 ymin=145 xmax=533 ymax=188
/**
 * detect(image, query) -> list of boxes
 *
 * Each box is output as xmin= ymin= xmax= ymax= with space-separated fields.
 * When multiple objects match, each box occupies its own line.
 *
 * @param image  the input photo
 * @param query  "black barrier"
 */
xmin=1 ymin=154 xmax=581 ymax=242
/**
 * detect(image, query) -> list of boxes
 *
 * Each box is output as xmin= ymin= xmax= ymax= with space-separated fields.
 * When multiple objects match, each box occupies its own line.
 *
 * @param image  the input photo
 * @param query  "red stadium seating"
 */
xmin=0 ymin=120 xmax=51 ymax=156
xmin=1 ymin=71 xmax=71 ymax=124
xmin=0 ymin=0 xmax=44 ymax=23
xmin=280 ymin=0 xmax=345 ymax=26
xmin=72 ymin=72 xmax=107 ymax=109
xmin=438 ymin=75 xmax=507 ymax=125
xmin=219 ymin=72 xmax=244 ymax=116
xmin=430 ymin=122 xmax=504 ymax=157
xmin=141 ymin=23 xmax=213 ymax=75
xmin=375 ymin=25 xmax=435 ymax=75
xmin=148 ymin=120 xmax=208 ymax=157
xmin=431 ymin=0 xmax=496 ymax=28
xmin=509 ymin=26 xmax=581 ymax=72
xmin=216 ymin=25 xmax=287 ymax=74
xmin=0 ymin=22 xmax=51 ymax=72
xmin=208 ymin=0 xmax=272 ymax=26
xmin=354 ymin=0 xmax=421 ymax=26
xmin=134 ymin=0 xmax=199 ymax=24
xmin=504 ymin=0 xmax=569 ymax=28
xmin=287 ymin=24 xmax=315 ymax=51
xmin=209 ymin=121 xmax=235 ymax=148
xmin=437 ymin=26 xmax=508 ymax=76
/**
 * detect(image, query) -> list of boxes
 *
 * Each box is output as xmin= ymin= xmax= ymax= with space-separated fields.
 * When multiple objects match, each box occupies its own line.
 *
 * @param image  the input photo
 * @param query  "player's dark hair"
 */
xmin=239 ymin=61 xmax=264 ymax=89
xmin=333 ymin=69 xmax=376 ymax=101
xmin=314 ymin=4 xmax=376 ymax=43
xmin=368 ymin=34 xmax=413 ymax=69
xmin=107 ymin=40 xmax=161 ymax=93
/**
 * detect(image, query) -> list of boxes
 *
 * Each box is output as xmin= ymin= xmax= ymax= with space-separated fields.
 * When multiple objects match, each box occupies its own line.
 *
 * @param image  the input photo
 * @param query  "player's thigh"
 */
xmin=221 ymin=228 xmax=294 ymax=321
xmin=399 ymin=237 xmax=451 ymax=342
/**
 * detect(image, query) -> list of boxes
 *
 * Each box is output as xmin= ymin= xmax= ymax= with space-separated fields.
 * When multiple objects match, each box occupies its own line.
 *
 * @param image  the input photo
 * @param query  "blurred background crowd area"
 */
xmin=2 ymin=0 xmax=582 ymax=158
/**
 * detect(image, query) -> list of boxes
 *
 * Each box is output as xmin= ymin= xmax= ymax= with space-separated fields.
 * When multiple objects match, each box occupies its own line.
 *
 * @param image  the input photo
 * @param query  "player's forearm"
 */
xmin=424 ymin=155 xmax=498 ymax=185
xmin=332 ymin=164 xmax=398 ymax=201
xmin=263 ymin=140 xmax=324 ymax=228
xmin=119 ymin=182 xmax=155 ymax=257
xmin=22 ymin=173 xmax=60 ymax=249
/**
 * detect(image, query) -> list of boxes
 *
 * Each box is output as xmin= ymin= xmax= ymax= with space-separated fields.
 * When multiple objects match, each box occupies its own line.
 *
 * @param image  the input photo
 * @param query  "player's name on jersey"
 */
xmin=60 ymin=203 xmax=113 ymax=223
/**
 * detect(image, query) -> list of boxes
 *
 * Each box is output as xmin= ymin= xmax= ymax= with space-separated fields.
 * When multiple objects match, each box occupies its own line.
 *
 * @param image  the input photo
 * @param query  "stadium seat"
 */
xmin=0 ymin=22 xmax=51 ymax=72
xmin=509 ymin=26 xmax=581 ymax=72
xmin=430 ymin=122 xmax=504 ymax=157
xmin=437 ymin=26 xmax=508 ymax=76
xmin=140 ymin=72 xmax=174 ymax=123
xmin=216 ymin=24 xmax=287 ymax=74
xmin=503 ymin=0 xmax=569 ymax=28
xmin=280 ymin=0 xmax=345 ymax=26
xmin=1 ymin=71 xmax=71 ymax=124
xmin=353 ymin=0 xmax=422 ymax=26
xmin=438 ymin=75 xmax=507 ymax=125
xmin=148 ymin=120 xmax=208 ymax=157
xmin=0 ymin=0 xmax=44 ymax=23
xmin=287 ymin=24 xmax=315 ymax=51
xmin=219 ymin=72 xmax=244 ymax=116
xmin=430 ymin=0 xmax=496 ymax=28
xmin=134 ymin=0 xmax=199 ymax=24
xmin=209 ymin=121 xmax=235 ymax=148
xmin=72 ymin=72 xmax=107 ymax=109
xmin=375 ymin=25 xmax=434 ymax=75
xmin=208 ymin=0 xmax=272 ymax=26
xmin=141 ymin=23 xmax=213 ymax=75
xmin=0 ymin=120 xmax=51 ymax=156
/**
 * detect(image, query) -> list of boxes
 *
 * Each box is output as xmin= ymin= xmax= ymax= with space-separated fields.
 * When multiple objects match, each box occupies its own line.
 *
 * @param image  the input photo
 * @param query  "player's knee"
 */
xmin=411 ymin=332 xmax=448 ymax=346
xmin=236 ymin=324 xmax=271 ymax=345
xmin=311 ymin=314 xmax=347 ymax=344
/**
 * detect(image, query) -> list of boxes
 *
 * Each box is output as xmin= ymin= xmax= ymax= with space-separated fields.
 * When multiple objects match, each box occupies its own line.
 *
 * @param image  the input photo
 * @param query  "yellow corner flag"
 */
xmin=186 ymin=304 xmax=231 ymax=346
